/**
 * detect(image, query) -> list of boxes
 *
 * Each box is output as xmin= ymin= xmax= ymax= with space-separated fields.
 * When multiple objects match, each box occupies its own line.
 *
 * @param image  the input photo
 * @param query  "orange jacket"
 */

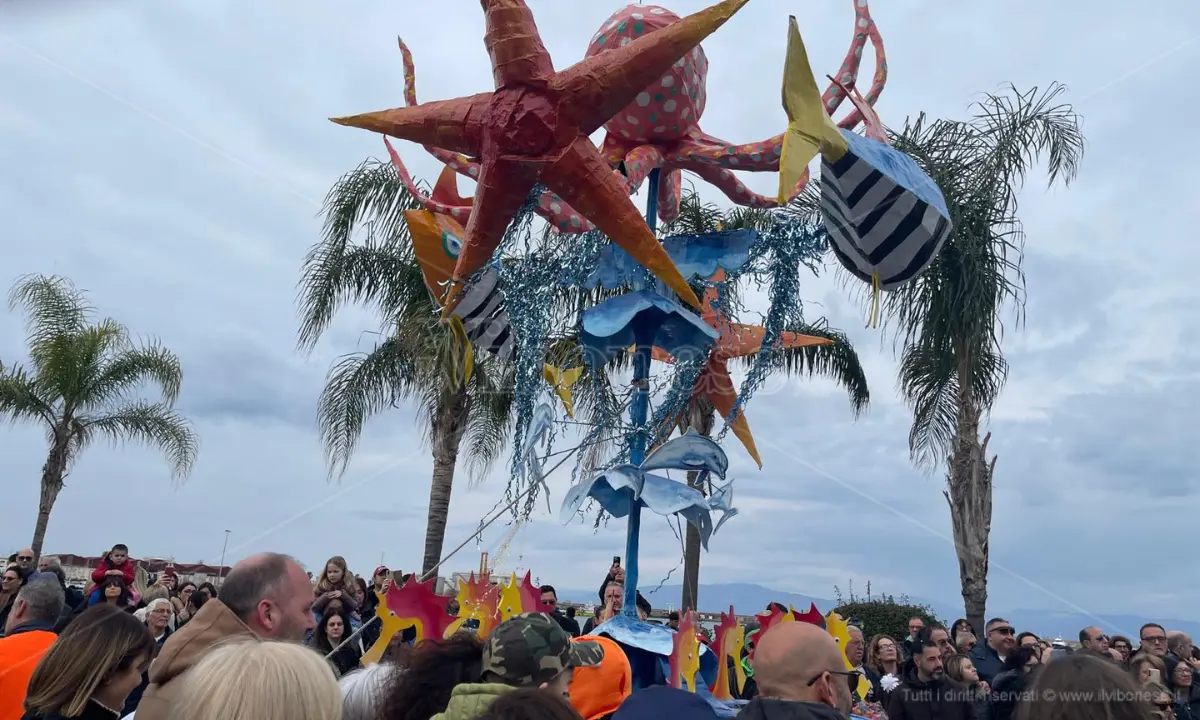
xmin=0 ymin=625 xmax=57 ymax=720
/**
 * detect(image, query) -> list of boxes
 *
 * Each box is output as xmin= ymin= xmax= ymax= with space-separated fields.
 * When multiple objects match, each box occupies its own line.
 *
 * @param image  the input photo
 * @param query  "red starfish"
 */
xmin=331 ymin=0 xmax=753 ymax=316
xmin=655 ymin=270 xmax=831 ymax=467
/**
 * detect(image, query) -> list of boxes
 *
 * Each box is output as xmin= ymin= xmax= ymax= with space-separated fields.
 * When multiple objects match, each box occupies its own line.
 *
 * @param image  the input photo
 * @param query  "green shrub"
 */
xmin=830 ymin=580 xmax=942 ymax=641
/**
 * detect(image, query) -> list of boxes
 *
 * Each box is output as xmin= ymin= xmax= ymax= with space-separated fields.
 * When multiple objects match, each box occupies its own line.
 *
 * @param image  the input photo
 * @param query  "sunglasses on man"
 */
xmin=807 ymin=669 xmax=861 ymax=693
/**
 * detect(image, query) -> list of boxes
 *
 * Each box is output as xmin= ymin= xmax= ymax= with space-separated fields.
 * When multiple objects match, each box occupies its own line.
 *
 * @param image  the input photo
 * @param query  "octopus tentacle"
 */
xmin=825 ymin=0 xmax=888 ymax=129
xmin=620 ymin=145 xmax=666 ymax=196
xmin=690 ymin=163 xmax=810 ymax=209
xmin=383 ymin=138 xmax=474 ymax=224
xmin=656 ymin=169 xmax=683 ymax=224
xmin=397 ymin=38 xmax=480 ymax=180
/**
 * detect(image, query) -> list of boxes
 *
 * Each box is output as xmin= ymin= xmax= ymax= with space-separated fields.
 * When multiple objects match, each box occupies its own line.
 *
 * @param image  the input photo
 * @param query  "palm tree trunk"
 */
xmin=680 ymin=399 xmax=715 ymax=612
xmin=421 ymin=387 xmax=472 ymax=577
xmin=945 ymin=355 xmax=996 ymax=636
xmin=31 ymin=425 xmax=70 ymax=558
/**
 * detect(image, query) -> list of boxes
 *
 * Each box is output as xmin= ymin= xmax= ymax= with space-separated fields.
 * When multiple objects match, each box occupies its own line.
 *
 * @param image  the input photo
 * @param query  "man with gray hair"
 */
xmin=36 ymin=554 xmax=84 ymax=616
xmin=0 ymin=576 xmax=65 ymax=719
xmin=135 ymin=552 xmax=316 ymax=720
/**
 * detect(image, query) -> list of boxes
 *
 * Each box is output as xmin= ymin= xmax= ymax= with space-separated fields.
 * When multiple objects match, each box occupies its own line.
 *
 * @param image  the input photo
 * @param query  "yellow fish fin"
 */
xmin=543 ymin=364 xmax=583 ymax=419
xmin=449 ymin=316 xmax=474 ymax=386
xmin=779 ymin=15 xmax=849 ymax=203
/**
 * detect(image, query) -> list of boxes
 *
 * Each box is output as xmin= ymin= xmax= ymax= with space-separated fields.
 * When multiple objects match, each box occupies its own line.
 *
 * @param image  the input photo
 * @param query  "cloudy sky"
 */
xmin=1 ymin=0 xmax=1198 ymax=621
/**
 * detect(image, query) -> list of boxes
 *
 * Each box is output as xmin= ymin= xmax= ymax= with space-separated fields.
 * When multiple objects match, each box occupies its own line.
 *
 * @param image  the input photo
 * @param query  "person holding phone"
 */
xmin=595 ymin=559 xmax=651 ymax=619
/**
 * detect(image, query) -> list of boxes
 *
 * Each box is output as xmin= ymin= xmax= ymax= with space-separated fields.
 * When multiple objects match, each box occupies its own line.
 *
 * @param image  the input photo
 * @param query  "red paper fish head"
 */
xmin=383 ymin=575 xmax=456 ymax=642
xmin=794 ymin=602 xmax=826 ymax=628
xmin=517 ymin=570 xmax=553 ymax=613
xmin=669 ymin=611 xmax=702 ymax=691
xmin=584 ymin=5 xmax=707 ymax=142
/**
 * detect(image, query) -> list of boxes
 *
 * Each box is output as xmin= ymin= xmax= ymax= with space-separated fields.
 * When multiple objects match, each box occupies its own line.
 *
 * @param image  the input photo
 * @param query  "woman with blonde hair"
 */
xmin=23 ymin=604 xmax=154 ymax=720
xmin=167 ymin=638 xmax=341 ymax=720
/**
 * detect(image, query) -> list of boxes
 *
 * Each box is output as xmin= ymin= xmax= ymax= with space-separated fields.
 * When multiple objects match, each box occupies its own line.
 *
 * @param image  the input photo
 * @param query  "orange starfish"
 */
xmin=332 ymin=0 xmax=754 ymax=317
xmin=654 ymin=269 xmax=832 ymax=467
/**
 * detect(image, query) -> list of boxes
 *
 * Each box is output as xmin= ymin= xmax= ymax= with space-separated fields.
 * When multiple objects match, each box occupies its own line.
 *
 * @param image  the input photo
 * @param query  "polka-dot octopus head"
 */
xmin=585 ymin=4 xmax=707 ymax=142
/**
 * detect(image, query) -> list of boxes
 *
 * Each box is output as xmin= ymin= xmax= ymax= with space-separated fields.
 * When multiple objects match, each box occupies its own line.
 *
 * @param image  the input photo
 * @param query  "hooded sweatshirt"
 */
xmin=430 ymin=684 xmax=514 ymax=720
xmin=133 ymin=599 xmax=254 ymax=720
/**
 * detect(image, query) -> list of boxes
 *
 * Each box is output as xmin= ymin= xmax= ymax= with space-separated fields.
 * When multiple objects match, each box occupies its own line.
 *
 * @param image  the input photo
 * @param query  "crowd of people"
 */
xmin=0 ymin=544 xmax=1194 ymax=720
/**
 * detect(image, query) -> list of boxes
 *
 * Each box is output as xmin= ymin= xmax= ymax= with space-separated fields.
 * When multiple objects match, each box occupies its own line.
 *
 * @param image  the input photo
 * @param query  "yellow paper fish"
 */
xmin=825 ymin=611 xmax=872 ymax=699
xmin=778 ymin=15 xmax=850 ymax=203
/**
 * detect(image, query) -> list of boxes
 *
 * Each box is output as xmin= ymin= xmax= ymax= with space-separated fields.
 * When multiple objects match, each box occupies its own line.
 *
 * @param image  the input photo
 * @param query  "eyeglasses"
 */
xmin=1143 ymin=636 xmax=1168 ymax=644
xmin=543 ymin=599 xmax=557 ymax=606
xmin=16 ymin=556 xmax=32 ymax=562
xmin=990 ymin=627 xmax=1015 ymax=636
xmin=807 ymin=669 xmax=860 ymax=693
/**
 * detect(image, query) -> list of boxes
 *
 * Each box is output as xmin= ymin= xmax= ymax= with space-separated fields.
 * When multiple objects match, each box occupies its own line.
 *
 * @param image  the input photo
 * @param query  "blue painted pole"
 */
xmin=622 ymin=169 xmax=660 ymax=617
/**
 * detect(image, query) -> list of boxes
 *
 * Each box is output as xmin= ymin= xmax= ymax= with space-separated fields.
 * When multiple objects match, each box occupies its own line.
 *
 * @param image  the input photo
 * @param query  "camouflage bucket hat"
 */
xmin=482 ymin=612 xmax=604 ymax=687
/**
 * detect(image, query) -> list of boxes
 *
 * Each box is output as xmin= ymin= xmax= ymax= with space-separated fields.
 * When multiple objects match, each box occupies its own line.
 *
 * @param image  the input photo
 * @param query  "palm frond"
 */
xmin=8 ymin=274 xmax=94 ymax=374
xmin=460 ymin=355 xmax=515 ymax=483
xmin=882 ymin=83 xmax=1083 ymax=465
xmin=734 ymin=320 xmax=870 ymax=417
xmin=82 ymin=340 xmax=184 ymax=410
xmin=0 ymin=360 xmax=54 ymax=426
xmin=298 ymin=160 xmax=420 ymax=350
xmin=316 ymin=336 xmax=425 ymax=477
xmin=74 ymin=400 xmax=199 ymax=480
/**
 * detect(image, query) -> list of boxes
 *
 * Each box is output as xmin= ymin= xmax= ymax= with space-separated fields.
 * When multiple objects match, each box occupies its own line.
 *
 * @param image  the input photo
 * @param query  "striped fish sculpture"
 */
xmin=778 ymin=15 xmax=950 ymax=324
xmin=404 ymin=206 xmax=583 ymax=416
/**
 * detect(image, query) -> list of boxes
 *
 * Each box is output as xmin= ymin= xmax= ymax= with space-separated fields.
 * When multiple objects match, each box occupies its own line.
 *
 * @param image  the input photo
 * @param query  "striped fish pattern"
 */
xmin=451 ymin=267 xmax=516 ymax=362
xmin=821 ymin=130 xmax=951 ymax=291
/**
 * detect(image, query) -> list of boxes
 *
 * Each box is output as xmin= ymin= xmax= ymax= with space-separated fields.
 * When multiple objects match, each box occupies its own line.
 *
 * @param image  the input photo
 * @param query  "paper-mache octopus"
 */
xmin=387 ymin=0 xmax=886 ymax=230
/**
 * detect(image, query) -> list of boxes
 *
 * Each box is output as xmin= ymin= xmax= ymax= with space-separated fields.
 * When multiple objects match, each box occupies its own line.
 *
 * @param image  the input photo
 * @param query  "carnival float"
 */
xmin=329 ymin=0 xmax=951 ymax=711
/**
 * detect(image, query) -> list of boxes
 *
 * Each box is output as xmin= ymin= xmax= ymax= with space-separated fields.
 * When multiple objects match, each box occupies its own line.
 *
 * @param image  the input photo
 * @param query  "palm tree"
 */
xmin=299 ymin=159 xmax=515 ymax=576
xmin=878 ymin=84 xmax=1083 ymax=633
xmin=663 ymin=193 xmax=871 ymax=612
xmin=0 ymin=274 xmax=199 ymax=557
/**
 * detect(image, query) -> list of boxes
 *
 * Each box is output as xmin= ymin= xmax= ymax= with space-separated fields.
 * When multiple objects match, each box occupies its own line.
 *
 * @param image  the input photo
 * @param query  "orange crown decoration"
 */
xmin=709 ymin=606 xmax=746 ymax=699
xmin=669 ymin=610 xmax=702 ymax=692
xmin=362 ymin=575 xmax=455 ymax=665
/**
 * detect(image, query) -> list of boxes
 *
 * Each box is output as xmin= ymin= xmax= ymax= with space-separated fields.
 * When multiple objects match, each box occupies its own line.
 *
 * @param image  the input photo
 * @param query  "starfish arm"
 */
xmin=703 ymin=360 xmax=762 ymax=468
xmin=443 ymin=155 xmax=540 ymax=316
xmin=540 ymin=137 xmax=701 ymax=309
xmin=720 ymin=324 xmax=833 ymax=359
xmin=551 ymin=0 xmax=750 ymax=136
xmin=331 ymin=93 xmax=490 ymax=156
xmin=482 ymin=0 xmax=555 ymax=87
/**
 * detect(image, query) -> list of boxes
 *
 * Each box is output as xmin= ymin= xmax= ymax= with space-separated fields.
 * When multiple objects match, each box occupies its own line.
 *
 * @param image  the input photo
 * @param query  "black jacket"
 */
xmin=968 ymin=644 xmax=1005 ymax=684
xmin=550 ymin=610 xmax=580 ymax=637
xmin=739 ymin=698 xmax=845 ymax=720
xmin=988 ymin=669 xmax=1030 ymax=720
xmin=887 ymin=668 xmax=973 ymax=720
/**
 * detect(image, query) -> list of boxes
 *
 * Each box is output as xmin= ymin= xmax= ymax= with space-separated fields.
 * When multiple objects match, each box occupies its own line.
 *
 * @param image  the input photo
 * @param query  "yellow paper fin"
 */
xmin=779 ymin=15 xmax=849 ymax=202
xmin=543 ymin=364 xmax=583 ymax=419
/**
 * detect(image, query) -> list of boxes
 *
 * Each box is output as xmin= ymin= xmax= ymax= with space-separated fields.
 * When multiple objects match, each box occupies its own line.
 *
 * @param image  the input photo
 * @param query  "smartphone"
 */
xmin=613 ymin=556 xmax=621 ymax=566
xmin=1148 ymin=669 xmax=1161 ymax=684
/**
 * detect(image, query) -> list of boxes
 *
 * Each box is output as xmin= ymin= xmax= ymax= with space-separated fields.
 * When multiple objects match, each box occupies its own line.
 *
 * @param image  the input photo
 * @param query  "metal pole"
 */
xmin=622 ymin=168 xmax=660 ymax=617
xmin=218 ymin=530 xmax=231 ymax=586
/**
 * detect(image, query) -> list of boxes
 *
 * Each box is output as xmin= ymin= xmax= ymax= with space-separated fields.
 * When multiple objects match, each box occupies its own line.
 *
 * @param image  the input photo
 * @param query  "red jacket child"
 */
xmin=91 ymin=544 xmax=136 ymax=586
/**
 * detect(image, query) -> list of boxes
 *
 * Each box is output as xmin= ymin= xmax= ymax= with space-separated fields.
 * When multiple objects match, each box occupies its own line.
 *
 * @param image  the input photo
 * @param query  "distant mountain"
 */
xmin=560 ymin=582 xmax=1200 ymax=639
